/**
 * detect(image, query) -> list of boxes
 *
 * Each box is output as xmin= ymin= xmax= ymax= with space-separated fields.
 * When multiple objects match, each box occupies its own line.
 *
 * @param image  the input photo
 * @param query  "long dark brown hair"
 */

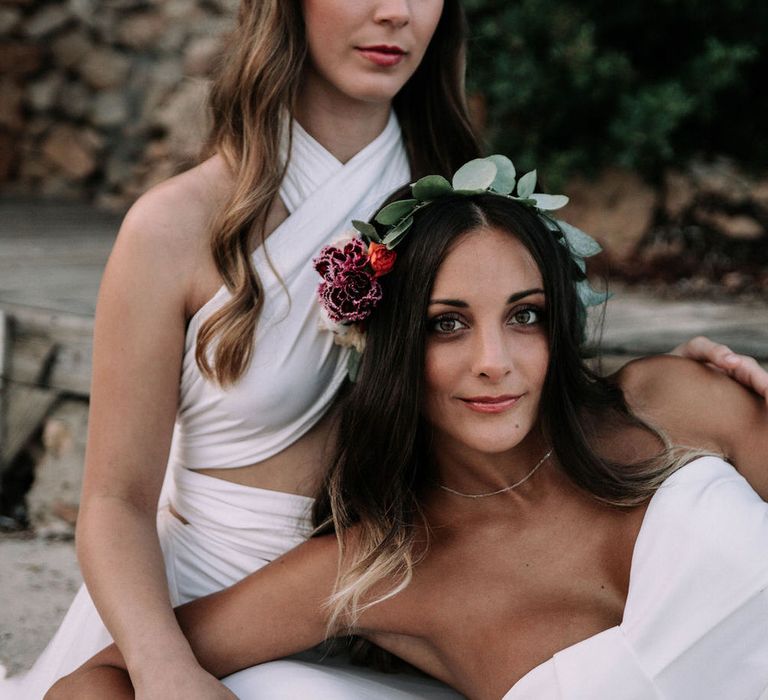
xmin=314 ymin=193 xmax=701 ymax=631
xmin=196 ymin=0 xmax=480 ymax=385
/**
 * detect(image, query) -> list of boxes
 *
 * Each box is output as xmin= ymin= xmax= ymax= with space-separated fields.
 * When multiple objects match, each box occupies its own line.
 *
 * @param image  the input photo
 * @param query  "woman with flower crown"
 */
xmin=3 ymin=2 xmax=765 ymax=699
xmin=47 ymin=157 xmax=768 ymax=700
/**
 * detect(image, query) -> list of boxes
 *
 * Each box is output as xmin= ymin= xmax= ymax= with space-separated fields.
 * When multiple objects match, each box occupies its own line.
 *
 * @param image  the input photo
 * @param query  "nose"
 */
xmin=373 ymin=0 xmax=411 ymax=28
xmin=471 ymin=325 xmax=513 ymax=382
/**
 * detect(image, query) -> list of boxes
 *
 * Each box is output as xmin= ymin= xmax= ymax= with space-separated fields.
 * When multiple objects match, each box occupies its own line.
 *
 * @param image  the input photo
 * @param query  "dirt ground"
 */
xmin=0 ymin=535 xmax=81 ymax=678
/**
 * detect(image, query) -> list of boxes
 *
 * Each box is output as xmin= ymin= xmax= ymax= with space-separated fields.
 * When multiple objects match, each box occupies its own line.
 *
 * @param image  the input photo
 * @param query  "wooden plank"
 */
xmin=0 ymin=302 xmax=93 ymax=397
xmin=8 ymin=333 xmax=57 ymax=386
xmin=0 ymin=310 xmax=8 ymax=454
xmin=1 ymin=384 xmax=59 ymax=466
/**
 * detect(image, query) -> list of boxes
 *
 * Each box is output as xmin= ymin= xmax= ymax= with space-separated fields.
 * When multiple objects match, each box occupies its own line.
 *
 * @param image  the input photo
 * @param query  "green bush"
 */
xmin=464 ymin=0 xmax=767 ymax=185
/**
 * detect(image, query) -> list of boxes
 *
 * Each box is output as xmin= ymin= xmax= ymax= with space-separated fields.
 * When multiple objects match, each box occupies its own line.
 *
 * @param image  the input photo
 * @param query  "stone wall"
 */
xmin=563 ymin=160 xmax=768 ymax=294
xmin=1 ymin=1 xmax=766 ymax=277
xmin=1 ymin=0 xmax=236 ymax=210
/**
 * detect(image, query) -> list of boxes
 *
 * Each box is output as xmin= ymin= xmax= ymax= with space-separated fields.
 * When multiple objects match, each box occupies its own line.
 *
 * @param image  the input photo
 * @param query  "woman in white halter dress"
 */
xmin=0 ymin=2 xmax=477 ymax=698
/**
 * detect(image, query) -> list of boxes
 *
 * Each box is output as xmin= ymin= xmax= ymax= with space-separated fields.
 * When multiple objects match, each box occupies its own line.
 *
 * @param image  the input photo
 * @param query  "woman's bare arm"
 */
xmin=75 ymin=180 xmax=219 ymax=696
xmin=46 ymin=535 xmax=340 ymax=699
xmin=619 ymin=355 xmax=768 ymax=498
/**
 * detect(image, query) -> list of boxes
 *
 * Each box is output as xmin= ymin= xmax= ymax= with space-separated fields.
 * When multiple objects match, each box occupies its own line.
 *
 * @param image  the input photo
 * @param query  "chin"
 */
xmin=344 ymin=74 xmax=411 ymax=103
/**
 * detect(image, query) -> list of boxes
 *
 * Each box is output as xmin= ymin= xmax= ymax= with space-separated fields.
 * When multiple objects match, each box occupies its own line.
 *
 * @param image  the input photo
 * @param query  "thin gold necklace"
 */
xmin=438 ymin=449 xmax=553 ymax=499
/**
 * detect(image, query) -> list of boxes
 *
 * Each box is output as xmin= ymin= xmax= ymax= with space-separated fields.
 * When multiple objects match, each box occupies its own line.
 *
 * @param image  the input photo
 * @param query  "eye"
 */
xmin=429 ymin=313 xmax=468 ymax=335
xmin=509 ymin=306 xmax=542 ymax=326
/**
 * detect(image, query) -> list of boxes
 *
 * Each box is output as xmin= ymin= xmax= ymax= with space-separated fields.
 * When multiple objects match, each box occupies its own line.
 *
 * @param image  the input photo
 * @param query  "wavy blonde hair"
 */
xmin=196 ymin=0 xmax=479 ymax=384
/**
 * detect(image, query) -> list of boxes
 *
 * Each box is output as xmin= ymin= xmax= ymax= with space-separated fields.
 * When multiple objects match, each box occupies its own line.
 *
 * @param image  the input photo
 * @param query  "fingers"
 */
xmin=727 ymin=355 xmax=768 ymax=402
xmin=671 ymin=336 xmax=768 ymax=403
xmin=672 ymin=336 xmax=731 ymax=364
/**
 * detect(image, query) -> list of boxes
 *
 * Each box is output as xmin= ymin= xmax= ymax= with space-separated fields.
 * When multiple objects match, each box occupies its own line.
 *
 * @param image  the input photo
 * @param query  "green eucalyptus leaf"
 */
xmin=452 ymin=158 xmax=497 ymax=191
xmin=541 ymin=215 xmax=561 ymax=232
xmin=375 ymin=199 xmax=418 ymax=226
xmin=487 ymin=154 xmax=516 ymax=194
xmin=351 ymin=220 xmax=380 ymax=242
xmin=529 ymin=193 xmax=569 ymax=211
xmin=576 ymin=279 xmax=611 ymax=309
xmin=347 ymin=349 xmax=362 ymax=383
xmin=382 ymin=214 xmax=414 ymax=248
xmin=557 ymin=220 xmax=603 ymax=257
xmin=453 ymin=188 xmax=492 ymax=196
xmin=517 ymin=170 xmax=537 ymax=199
xmin=412 ymin=175 xmax=453 ymax=200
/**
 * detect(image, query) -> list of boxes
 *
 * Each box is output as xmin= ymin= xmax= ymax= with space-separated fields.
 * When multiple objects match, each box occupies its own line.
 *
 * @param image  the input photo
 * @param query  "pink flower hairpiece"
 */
xmin=313 ymin=238 xmax=396 ymax=324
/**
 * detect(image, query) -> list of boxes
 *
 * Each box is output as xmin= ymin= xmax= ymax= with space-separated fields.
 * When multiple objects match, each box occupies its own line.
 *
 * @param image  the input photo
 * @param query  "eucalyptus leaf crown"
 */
xmin=312 ymin=155 xmax=608 ymax=378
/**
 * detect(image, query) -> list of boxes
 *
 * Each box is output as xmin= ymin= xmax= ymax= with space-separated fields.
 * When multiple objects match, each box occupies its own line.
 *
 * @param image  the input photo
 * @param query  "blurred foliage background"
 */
xmin=464 ymin=0 xmax=768 ymax=188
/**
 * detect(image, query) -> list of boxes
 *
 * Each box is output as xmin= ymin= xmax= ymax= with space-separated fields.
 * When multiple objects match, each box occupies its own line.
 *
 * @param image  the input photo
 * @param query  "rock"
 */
xmin=26 ymin=399 xmax=88 ymax=535
xmin=207 ymin=0 xmax=238 ymax=13
xmin=153 ymin=78 xmax=211 ymax=161
xmin=694 ymin=210 xmax=764 ymax=240
xmin=0 ymin=43 xmax=45 ymax=77
xmin=68 ymin=0 xmax=97 ymax=26
xmin=751 ymin=179 xmax=768 ymax=213
xmin=139 ymin=60 xmax=184 ymax=122
xmin=721 ymin=271 xmax=751 ymax=293
xmin=78 ymin=47 xmax=132 ymax=90
xmin=0 ymin=79 xmax=24 ymax=129
xmin=156 ymin=25 xmax=188 ymax=53
xmin=26 ymin=73 xmax=65 ymax=112
xmin=91 ymin=90 xmax=129 ymax=127
xmin=663 ymin=169 xmax=696 ymax=221
xmin=0 ymin=7 xmax=22 ymax=34
xmin=41 ymin=124 xmax=98 ymax=179
xmin=689 ymin=159 xmax=751 ymax=206
xmin=0 ymin=130 xmax=18 ymax=181
xmin=116 ymin=10 xmax=167 ymax=50
xmin=51 ymin=29 xmax=93 ymax=68
xmin=183 ymin=35 xmax=224 ymax=76
xmin=163 ymin=0 xmax=201 ymax=20
xmin=562 ymin=167 xmax=658 ymax=264
xmin=25 ymin=4 xmax=71 ymax=38
xmin=58 ymin=80 xmax=92 ymax=119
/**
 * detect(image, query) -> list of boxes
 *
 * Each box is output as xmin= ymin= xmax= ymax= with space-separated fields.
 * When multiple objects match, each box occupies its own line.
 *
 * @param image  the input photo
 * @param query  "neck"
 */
xmin=294 ymin=70 xmax=392 ymax=163
xmin=434 ymin=431 xmax=552 ymax=499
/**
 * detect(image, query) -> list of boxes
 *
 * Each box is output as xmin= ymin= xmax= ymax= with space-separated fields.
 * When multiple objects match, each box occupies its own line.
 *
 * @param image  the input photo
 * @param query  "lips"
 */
xmin=356 ymin=45 xmax=407 ymax=67
xmin=459 ymin=395 xmax=523 ymax=414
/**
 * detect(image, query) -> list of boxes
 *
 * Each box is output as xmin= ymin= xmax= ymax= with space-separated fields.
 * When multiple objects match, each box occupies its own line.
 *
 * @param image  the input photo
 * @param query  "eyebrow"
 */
xmin=429 ymin=288 xmax=545 ymax=307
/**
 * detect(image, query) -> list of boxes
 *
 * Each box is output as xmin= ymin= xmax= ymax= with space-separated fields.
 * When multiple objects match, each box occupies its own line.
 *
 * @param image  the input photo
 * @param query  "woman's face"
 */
xmin=423 ymin=227 xmax=550 ymax=460
xmin=301 ymin=0 xmax=444 ymax=105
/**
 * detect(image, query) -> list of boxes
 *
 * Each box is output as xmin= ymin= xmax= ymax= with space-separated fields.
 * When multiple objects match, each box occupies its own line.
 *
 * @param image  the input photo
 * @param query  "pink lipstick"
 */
xmin=459 ymin=395 xmax=522 ymax=414
xmin=357 ymin=45 xmax=406 ymax=67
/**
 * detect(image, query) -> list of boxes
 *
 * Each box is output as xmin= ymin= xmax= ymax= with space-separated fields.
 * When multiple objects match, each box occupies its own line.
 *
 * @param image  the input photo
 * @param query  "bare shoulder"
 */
xmin=615 ymin=355 xmax=708 ymax=410
xmin=118 ymin=156 xmax=230 ymax=260
xmin=107 ymin=155 xmax=233 ymax=316
xmin=615 ymin=356 xmax=768 ymax=492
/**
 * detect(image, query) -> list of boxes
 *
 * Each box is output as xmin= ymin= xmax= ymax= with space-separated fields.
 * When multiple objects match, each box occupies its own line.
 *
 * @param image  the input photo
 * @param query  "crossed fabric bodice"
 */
xmin=503 ymin=456 xmax=768 ymax=700
xmin=168 ymin=113 xmax=410 ymax=471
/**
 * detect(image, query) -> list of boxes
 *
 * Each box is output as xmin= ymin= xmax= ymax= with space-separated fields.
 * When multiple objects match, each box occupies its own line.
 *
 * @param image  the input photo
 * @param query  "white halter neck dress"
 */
xmin=504 ymin=456 xmax=768 ymax=700
xmin=0 ymin=115 xmax=459 ymax=700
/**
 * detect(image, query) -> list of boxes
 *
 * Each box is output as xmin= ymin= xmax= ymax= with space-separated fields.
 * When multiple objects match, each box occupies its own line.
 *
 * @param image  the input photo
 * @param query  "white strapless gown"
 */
xmin=504 ymin=456 xmax=768 ymax=699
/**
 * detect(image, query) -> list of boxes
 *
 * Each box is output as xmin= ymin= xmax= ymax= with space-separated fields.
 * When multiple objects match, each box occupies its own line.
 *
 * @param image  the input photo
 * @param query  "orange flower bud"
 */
xmin=367 ymin=242 xmax=397 ymax=277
